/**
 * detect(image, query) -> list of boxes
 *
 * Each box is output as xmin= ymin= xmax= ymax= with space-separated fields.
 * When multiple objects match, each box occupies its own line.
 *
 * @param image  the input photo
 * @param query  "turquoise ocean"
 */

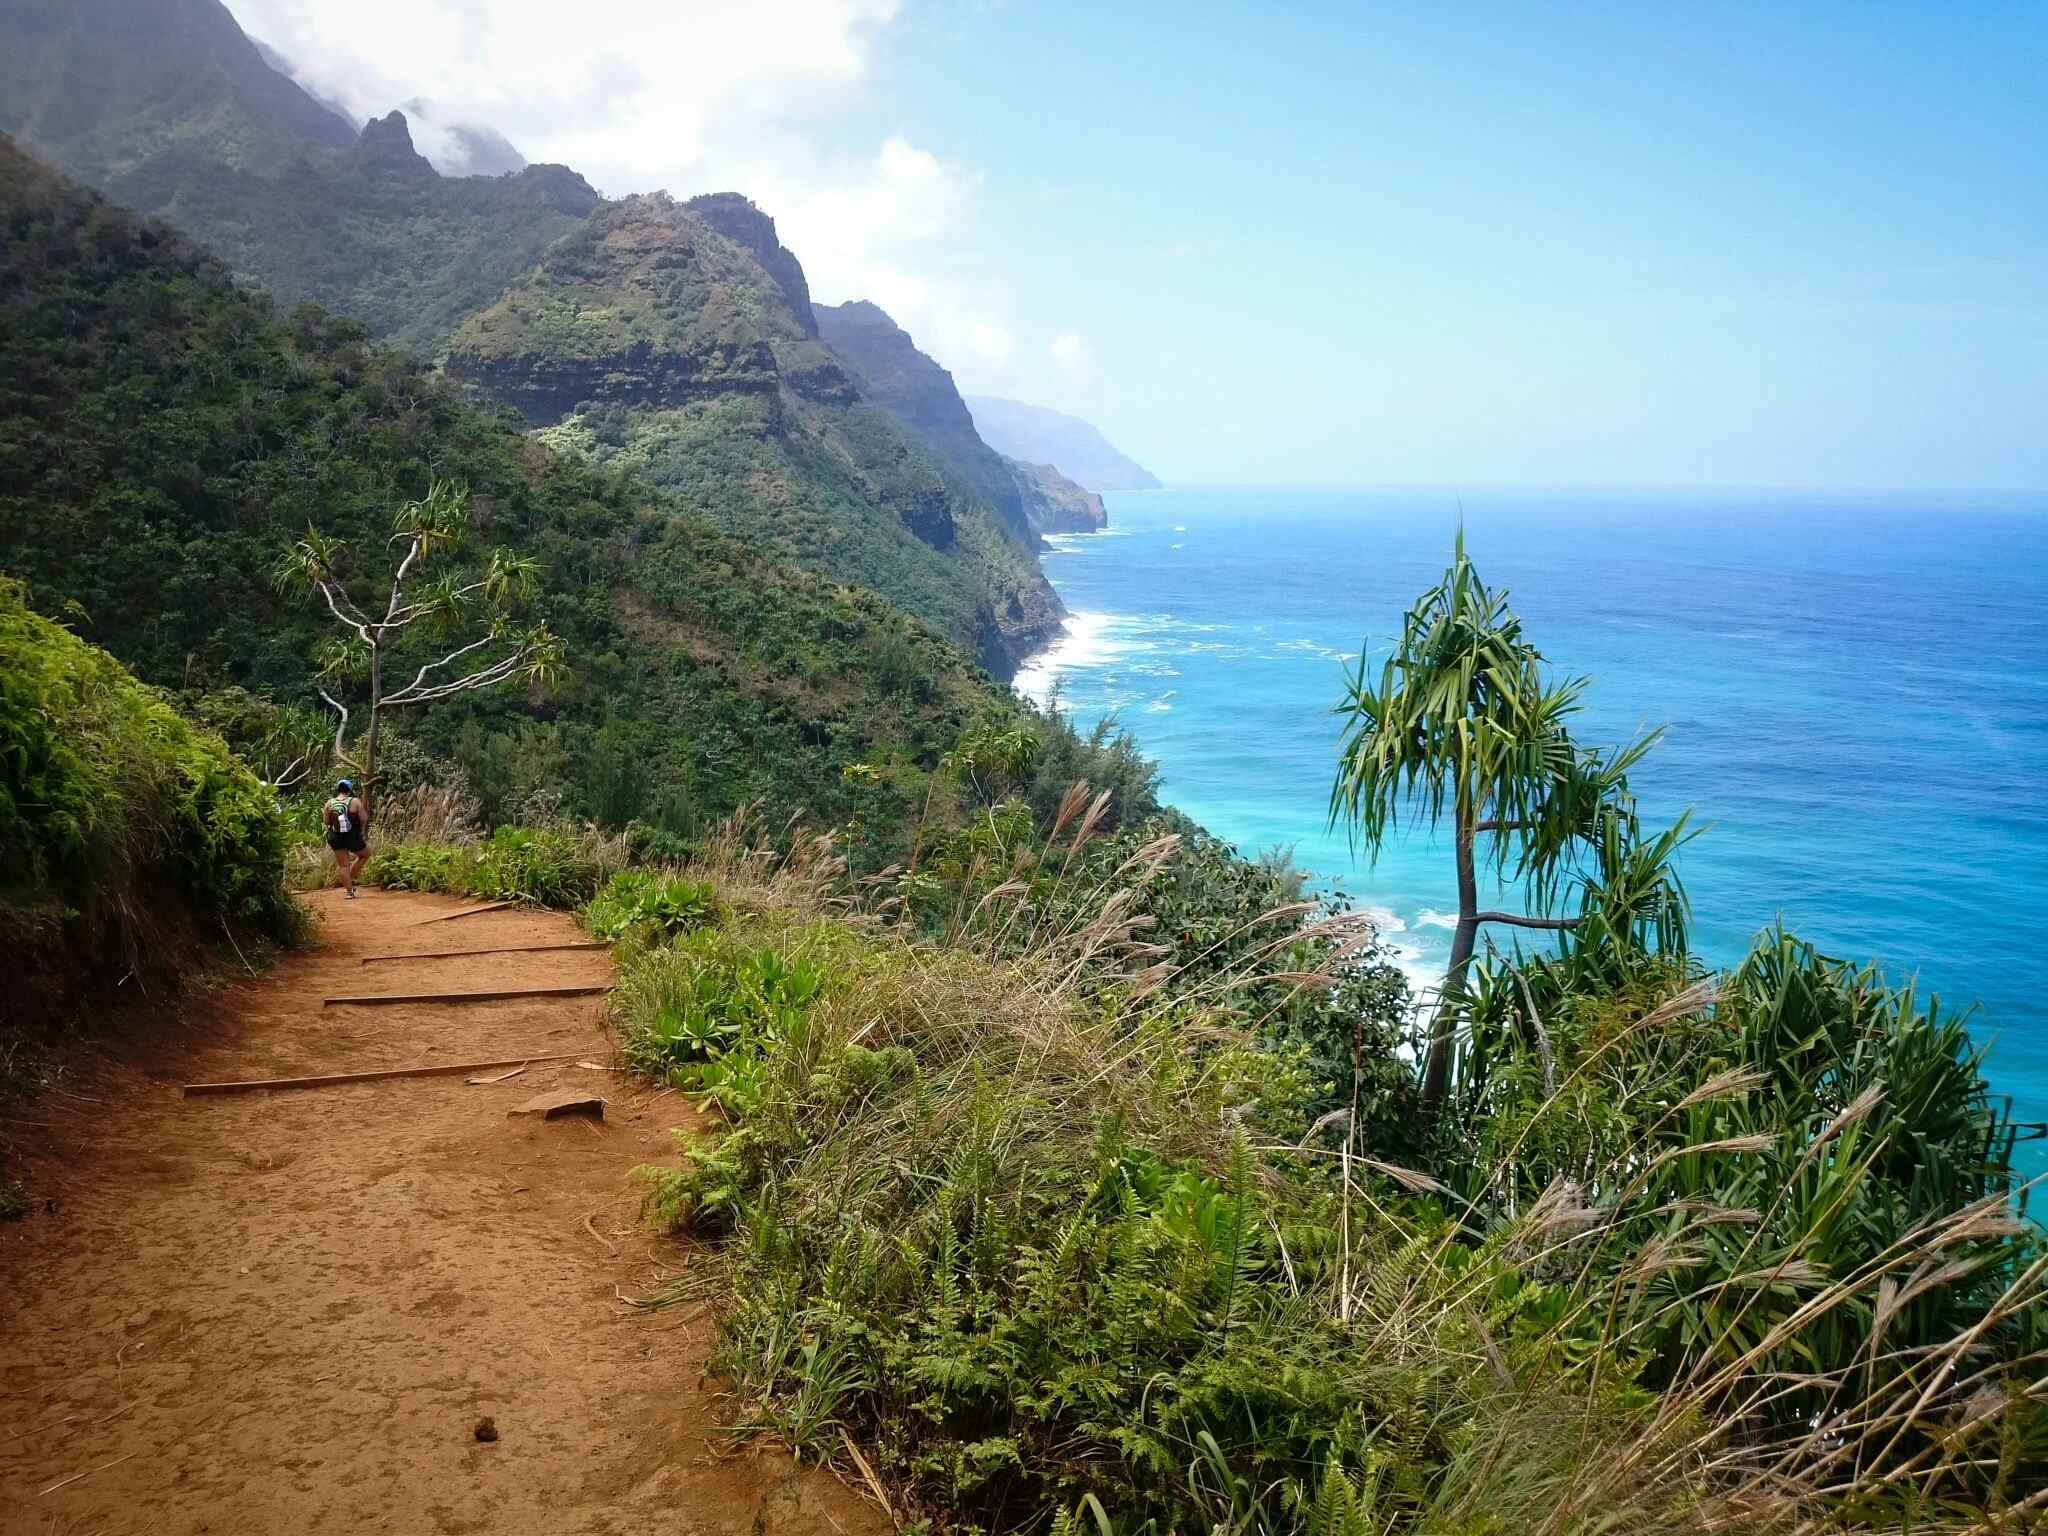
xmin=1014 ymin=486 xmax=2048 ymax=1177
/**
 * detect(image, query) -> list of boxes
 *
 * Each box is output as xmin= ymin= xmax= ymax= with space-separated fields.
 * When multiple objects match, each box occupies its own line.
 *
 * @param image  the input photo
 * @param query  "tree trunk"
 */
xmin=1419 ymin=800 xmax=1479 ymax=1117
xmin=361 ymin=642 xmax=383 ymax=816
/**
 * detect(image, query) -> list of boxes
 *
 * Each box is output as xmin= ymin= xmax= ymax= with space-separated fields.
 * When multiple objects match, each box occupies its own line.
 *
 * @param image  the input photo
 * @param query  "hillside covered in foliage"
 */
xmin=0 ymin=0 xmax=600 ymax=355
xmin=448 ymin=193 xmax=1062 ymax=677
xmin=600 ymin=574 xmax=2047 ymax=1535
xmin=0 ymin=577 xmax=299 ymax=1035
xmin=0 ymin=138 xmax=1113 ymax=863
xmin=2 ymin=0 xmax=1070 ymax=679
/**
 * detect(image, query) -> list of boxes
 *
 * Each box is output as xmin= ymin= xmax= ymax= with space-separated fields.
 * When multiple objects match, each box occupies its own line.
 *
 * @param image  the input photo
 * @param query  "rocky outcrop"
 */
xmin=444 ymin=196 xmax=831 ymax=422
xmin=685 ymin=192 xmax=819 ymax=338
xmin=815 ymin=301 xmax=1038 ymax=548
xmin=1008 ymin=456 xmax=1108 ymax=535
xmin=349 ymin=110 xmax=439 ymax=179
xmin=978 ymin=574 xmax=1068 ymax=679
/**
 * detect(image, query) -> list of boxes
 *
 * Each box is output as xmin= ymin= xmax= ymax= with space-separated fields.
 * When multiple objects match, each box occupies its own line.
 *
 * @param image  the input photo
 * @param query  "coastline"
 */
xmin=993 ymin=483 xmax=2048 ymax=1176
xmin=1008 ymin=526 xmax=1131 ymax=697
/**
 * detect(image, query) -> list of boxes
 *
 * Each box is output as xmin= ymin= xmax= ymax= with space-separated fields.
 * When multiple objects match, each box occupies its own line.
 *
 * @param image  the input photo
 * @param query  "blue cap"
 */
xmin=335 ymin=779 xmax=353 ymax=792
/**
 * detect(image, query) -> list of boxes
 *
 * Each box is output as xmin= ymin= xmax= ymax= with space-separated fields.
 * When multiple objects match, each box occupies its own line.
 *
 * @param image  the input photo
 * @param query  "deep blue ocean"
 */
xmin=1015 ymin=486 xmax=2048 ymax=1177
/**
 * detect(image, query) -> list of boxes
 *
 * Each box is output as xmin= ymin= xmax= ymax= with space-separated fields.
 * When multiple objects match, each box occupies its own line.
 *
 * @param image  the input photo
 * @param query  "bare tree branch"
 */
xmin=1475 ymin=911 xmax=1580 ymax=930
xmin=316 ymin=578 xmax=373 ymax=642
xmin=386 ymin=649 xmax=536 ymax=705
xmin=315 ymin=687 xmax=359 ymax=770
xmin=384 ymin=630 xmax=503 ymax=701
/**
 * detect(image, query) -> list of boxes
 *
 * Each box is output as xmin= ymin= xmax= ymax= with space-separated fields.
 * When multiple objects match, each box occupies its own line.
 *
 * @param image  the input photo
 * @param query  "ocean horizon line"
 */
xmin=1105 ymin=478 xmax=2048 ymax=500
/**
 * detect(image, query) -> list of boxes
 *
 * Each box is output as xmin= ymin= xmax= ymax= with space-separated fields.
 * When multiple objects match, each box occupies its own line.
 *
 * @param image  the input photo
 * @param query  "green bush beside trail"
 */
xmin=604 ymin=834 xmax=2045 ymax=1535
xmin=0 ymin=578 xmax=299 ymax=1031
xmin=361 ymin=825 xmax=625 ymax=908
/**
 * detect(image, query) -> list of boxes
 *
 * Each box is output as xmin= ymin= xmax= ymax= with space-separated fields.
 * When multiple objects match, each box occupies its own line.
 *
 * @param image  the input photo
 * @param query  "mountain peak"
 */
xmin=350 ymin=109 xmax=435 ymax=177
xmin=684 ymin=192 xmax=818 ymax=338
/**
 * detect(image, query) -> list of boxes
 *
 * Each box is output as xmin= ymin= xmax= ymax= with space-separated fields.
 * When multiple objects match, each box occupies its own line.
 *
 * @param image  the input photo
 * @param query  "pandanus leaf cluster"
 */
xmin=1330 ymin=534 xmax=1691 ymax=1112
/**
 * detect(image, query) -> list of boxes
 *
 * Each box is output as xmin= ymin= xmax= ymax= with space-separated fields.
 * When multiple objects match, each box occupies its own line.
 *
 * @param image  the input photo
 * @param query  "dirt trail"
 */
xmin=0 ymin=888 xmax=881 ymax=1536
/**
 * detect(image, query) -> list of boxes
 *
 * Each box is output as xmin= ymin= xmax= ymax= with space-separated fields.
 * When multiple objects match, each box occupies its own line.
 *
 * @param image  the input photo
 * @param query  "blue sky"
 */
xmin=240 ymin=1 xmax=2045 ymax=487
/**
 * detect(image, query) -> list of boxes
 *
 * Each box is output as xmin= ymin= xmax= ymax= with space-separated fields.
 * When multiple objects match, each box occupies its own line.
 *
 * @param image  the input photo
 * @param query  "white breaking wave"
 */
xmin=1012 ymin=610 xmax=1122 ymax=708
xmin=1353 ymin=902 xmax=1449 ymax=1009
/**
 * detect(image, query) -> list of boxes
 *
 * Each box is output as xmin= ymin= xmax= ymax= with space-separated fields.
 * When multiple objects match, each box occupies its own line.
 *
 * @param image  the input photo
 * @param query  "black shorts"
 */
xmin=326 ymin=829 xmax=367 ymax=854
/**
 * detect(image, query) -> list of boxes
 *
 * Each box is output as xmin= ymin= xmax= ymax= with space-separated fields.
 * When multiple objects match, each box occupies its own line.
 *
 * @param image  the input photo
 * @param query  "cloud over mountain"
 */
xmin=223 ymin=0 xmax=1011 ymax=382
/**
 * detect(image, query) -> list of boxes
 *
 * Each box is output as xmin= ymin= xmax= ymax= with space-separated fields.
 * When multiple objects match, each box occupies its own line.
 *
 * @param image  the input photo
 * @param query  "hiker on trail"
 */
xmin=323 ymin=779 xmax=369 ymax=898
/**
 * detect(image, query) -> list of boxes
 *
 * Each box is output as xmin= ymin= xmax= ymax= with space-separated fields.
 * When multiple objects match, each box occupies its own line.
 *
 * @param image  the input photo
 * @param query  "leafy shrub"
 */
xmin=361 ymin=824 xmax=624 ymax=908
xmin=0 ymin=577 xmax=301 ymax=1030
xmin=360 ymin=842 xmax=467 ymax=894
xmin=612 ymin=927 xmax=830 ymax=1118
xmin=606 ymin=819 xmax=2046 ymax=1536
xmin=580 ymin=869 xmax=716 ymax=944
xmin=469 ymin=825 xmax=619 ymax=906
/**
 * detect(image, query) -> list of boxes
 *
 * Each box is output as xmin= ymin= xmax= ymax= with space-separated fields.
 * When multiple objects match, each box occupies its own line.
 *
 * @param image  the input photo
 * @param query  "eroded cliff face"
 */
xmin=444 ymin=198 xmax=824 ymax=424
xmin=1008 ymin=457 xmax=1108 ymax=535
xmin=445 ymin=195 xmax=1061 ymax=677
xmin=815 ymin=300 xmax=1038 ymax=548
xmin=684 ymin=192 xmax=821 ymax=339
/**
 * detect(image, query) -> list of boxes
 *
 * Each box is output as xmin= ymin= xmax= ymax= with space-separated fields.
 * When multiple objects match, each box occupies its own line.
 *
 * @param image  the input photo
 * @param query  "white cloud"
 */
xmin=222 ymin=0 xmax=1014 ymax=374
xmin=1050 ymin=330 xmax=1096 ymax=385
xmin=227 ymin=0 xmax=895 ymax=179
xmin=967 ymin=325 xmax=1016 ymax=365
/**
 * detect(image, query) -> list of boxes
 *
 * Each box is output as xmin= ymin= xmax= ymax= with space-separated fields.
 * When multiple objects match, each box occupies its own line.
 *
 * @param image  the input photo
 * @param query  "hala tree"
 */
xmin=275 ymin=481 xmax=564 ymax=807
xmin=1330 ymin=537 xmax=1690 ymax=1116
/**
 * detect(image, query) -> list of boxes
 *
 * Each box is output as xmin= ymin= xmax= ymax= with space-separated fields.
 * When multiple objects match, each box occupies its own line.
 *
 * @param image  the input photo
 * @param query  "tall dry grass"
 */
xmin=608 ymin=806 xmax=2045 ymax=1535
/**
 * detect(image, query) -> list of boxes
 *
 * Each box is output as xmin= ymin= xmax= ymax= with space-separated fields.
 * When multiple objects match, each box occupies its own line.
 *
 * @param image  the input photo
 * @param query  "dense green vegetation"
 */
xmin=0 ymin=577 xmax=299 ymax=1034
xmin=0 ymin=0 xmax=599 ymax=355
xmin=4 ymin=0 xmax=1070 ymax=673
xmin=3 ymin=66 xmax=2039 ymax=1530
xmin=449 ymin=194 xmax=1063 ymax=676
xmin=0 ymin=140 xmax=1117 ymax=867
xmin=362 ymin=823 xmax=625 ymax=908
xmin=607 ymin=563 xmax=2045 ymax=1535
xmin=141 ymin=112 xmax=599 ymax=357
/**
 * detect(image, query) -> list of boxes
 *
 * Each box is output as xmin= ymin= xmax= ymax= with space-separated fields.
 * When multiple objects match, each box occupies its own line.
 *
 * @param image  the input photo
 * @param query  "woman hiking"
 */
xmin=323 ymin=779 xmax=369 ymax=898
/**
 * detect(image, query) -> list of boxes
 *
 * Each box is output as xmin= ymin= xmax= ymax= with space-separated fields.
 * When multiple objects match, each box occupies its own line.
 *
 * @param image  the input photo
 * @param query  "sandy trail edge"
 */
xmin=0 ymin=887 xmax=883 ymax=1536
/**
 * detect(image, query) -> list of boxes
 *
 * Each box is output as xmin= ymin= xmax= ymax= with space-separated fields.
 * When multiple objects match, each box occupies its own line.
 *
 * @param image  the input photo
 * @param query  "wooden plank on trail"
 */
xmin=360 ymin=942 xmax=605 ymax=965
xmin=184 ymin=1054 xmax=577 ymax=1097
xmin=323 ymin=984 xmax=608 ymax=1008
xmin=412 ymin=900 xmax=519 ymax=925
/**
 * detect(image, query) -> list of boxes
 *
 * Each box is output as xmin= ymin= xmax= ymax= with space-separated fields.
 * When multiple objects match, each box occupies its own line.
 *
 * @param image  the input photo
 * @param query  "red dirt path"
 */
xmin=0 ymin=887 xmax=882 ymax=1536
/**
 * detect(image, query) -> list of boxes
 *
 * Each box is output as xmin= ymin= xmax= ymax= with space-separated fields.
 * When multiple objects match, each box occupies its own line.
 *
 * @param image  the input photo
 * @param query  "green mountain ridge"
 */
xmin=1007 ymin=454 xmax=1108 ymax=534
xmin=0 ymin=137 xmax=1059 ymax=856
xmin=814 ymin=298 xmax=1038 ymax=548
xmin=447 ymin=193 xmax=1063 ymax=677
xmin=0 ymin=0 xmax=1073 ymax=674
xmin=0 ymin=0 xmax=600 ymax=355
xmin=0 ymin=0 xmax=355 ymax=179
